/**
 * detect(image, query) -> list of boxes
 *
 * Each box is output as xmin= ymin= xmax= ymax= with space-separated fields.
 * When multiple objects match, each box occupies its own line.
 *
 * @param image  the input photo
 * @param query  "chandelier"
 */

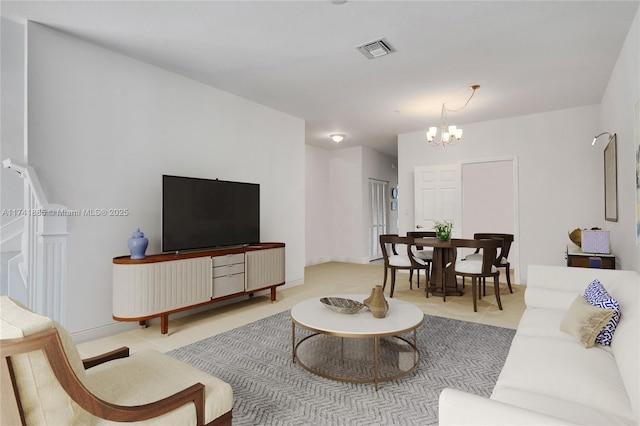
xmin=427 ymin=85 xmax=480 ymax=147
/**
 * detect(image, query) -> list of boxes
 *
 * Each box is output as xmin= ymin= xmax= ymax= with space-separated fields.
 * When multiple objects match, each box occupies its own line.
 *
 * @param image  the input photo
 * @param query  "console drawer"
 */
xmin=213 ymin=262 xmax=244 ymax=278
xmin=212 ymin=253 xmax=244 ymax=267
xmin=213 ymin=273 xmax=245 ymax=298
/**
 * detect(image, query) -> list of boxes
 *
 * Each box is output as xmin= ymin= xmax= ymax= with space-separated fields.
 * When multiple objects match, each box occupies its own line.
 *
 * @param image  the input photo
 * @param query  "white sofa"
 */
xmin=439 ymin=264 xmax=639 ymax=425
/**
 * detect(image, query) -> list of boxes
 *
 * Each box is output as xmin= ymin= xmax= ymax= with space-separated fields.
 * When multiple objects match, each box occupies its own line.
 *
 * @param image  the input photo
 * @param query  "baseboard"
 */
xmin=306 ymin=257 xmax=373 ymax=266
xmin=70 ymin=321 xmax=137 ymax=344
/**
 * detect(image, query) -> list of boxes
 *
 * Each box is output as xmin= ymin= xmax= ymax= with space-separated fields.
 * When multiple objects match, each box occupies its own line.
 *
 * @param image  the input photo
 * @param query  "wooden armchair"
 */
xmin=464 ymin=233 xmax=514 ymax=293
xmin=380 ymin=234 xmax=429 ymax=298
xmin=407 ymin=231 xmax=436 ymax=287
xmin=0 ymin=296 xmax=233 ymax=426
xmin=450 ymin=238 xmax=503 ymax=312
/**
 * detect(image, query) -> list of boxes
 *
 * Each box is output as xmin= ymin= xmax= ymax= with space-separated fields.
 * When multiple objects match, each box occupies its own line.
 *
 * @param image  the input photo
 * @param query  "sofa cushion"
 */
xmin=493 ymin=333 xmax=634 ymax=423
xmin=605 ymin=274 xmax=640 ymax=420
xmin=583 ymin=279 xmax=621 ymax=345
xmin=511 ymin=307 xmax=582 ymax=343
xmin=491 ymin=386 xmax=638 ymax=426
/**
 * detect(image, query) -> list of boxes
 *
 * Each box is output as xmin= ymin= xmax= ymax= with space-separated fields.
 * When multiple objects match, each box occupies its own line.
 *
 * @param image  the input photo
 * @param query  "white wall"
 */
xmin=26 ymin=22 xmax=305 ymax=337
xmin=305 ymin=145 xmax=397 ymax=266
xmin=599 ymin=9 xmax=640 ymax=272
xmin=1 ymin=18 xmax=25 ymax=241
xmin=305 ymin=145 xmax=332 ymax=265
xmin=399 ymin=105 xmax=604 ymax=283
xmin=399 ymin=7 xmax=640 ymax=278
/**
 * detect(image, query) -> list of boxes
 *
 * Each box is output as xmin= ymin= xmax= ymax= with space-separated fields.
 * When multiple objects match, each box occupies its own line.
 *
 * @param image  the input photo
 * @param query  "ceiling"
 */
xmin=2 ymin=1 xmax=638 ymax=157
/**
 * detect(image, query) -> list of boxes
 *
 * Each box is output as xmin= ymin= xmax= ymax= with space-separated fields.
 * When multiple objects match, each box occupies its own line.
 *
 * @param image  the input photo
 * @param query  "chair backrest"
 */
xmin=473 ymin=233 xmax=514 ymax=261
xmin=452 ymin=238 xmax=500 ymax=275
xmin=379 ymin=234 xmax=423 ymax=267
xmin=1 ymin=296 xmax=87 ymax=425
xmin=407 ymin=231 xmax=436 ymax=250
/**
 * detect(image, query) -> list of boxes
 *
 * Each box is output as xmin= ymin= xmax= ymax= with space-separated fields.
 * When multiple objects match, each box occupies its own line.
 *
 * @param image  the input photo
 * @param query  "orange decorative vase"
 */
xmin=363 ymin=285 xmax=389 ymax=318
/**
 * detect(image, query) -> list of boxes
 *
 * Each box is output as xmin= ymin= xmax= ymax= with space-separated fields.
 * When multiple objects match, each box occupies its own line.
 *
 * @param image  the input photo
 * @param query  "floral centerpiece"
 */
xmin=433 ymin=220 xmax=453 ymax=241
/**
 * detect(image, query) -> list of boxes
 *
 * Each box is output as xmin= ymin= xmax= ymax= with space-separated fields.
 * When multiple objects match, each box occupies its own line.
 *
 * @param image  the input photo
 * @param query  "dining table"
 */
xmin=413 ymin=237 xmax=463 ymax=300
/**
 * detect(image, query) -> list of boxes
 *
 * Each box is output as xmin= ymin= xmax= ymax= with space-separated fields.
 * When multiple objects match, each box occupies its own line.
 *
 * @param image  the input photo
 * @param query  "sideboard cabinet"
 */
xmin=113 ymin=243 xmax=285 ymax=334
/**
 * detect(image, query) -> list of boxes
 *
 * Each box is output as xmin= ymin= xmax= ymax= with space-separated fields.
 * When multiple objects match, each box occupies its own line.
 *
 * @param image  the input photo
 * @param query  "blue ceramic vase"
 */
xmin=128 ymin=228 xmax=148 ymax=260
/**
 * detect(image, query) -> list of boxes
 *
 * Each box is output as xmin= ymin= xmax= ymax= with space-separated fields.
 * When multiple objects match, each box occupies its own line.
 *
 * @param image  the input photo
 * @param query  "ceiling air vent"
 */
xmin=355 ymin=38 xmax=394 ymax=59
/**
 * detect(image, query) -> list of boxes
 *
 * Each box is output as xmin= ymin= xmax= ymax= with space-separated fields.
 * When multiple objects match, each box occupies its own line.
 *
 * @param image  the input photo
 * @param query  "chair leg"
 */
xmin=409 ymin=269 xmax=413 ymax=290
xmin=471 ymin=277 xmax=478 ymax=312
xmin=390 ymin=270 xmax=396 ymax=298
xmin=505 ymin=267 xmax=513 ymax=293
xmin=382 ymin=267 xmax=388 ymax=291
xmin=416 ymin=270 xmax=420 ymax=288
xmin=494 ymin=275 xmax=503 ymax=310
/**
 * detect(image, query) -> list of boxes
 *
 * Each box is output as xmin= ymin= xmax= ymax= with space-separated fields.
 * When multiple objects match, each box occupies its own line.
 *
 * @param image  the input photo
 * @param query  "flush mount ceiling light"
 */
xmin=330 ymin=134 xmax=345 ymax=143
xmin=427 ymin=85 xmax=480 ymax=147
xmin=355 ymin=38 xmax=394 ymax=59
xmin=592 ymin=132 xmax=614 ymax=146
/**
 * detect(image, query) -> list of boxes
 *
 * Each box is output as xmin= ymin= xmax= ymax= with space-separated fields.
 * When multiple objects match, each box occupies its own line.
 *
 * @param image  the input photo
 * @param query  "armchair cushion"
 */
xmin=413 ymin=249 xmax=433 ymax=261
xmin=455 ymin=260 xmax=497 ymax=274
xmin=83 ymin=350 xmax=233 ymax=425
xmin=389 ymin=254 xmax=425 ymax=267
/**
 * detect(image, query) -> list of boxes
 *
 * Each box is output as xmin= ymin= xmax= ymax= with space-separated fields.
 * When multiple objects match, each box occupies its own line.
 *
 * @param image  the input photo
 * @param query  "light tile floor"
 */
xmin=77 ymin=262 xmax=525 ymax=358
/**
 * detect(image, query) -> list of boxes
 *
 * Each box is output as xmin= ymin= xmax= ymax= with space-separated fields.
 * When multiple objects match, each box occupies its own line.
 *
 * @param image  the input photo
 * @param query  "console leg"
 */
xmin=139 ymin=320 xmax=147 ymax=329
xmin=271 ymin=287 xmax=277 ymax=302
xmin=161 ymin=315 xmax=169 ymax=335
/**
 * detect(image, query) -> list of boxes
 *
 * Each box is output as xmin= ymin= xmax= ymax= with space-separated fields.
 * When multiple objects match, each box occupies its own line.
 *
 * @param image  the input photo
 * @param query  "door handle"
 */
xmin=416 ymin=225 xmax=423 ymax=229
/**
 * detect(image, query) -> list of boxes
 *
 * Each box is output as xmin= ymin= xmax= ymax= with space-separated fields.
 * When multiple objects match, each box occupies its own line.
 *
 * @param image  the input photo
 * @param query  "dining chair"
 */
xmin=464 ymin=233 xmax=514 ymax=294
xmin=450 ymin=238 xmax=503 ymax=312
xmin=379 ymin=234 xmax=429 ymax=298
xmin=407 ymin=231 xmax=436 ymax=288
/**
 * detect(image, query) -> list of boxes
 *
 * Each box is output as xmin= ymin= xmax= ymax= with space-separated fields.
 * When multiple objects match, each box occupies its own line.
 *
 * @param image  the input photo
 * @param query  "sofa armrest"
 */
xmin=438 ymin=388 xmax=577 ymax=425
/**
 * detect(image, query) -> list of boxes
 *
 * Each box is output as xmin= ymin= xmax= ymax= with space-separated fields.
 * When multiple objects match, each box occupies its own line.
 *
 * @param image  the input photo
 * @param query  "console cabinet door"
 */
xmin=245 ymin=247 xmax=285 ymax=291
xmin=113 ymin=257 xmax=211 ymax=318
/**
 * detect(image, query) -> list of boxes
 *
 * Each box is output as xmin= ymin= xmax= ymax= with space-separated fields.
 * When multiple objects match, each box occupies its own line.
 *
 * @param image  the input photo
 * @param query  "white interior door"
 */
xmin=414 ymin=165 xmax=462 ymax=237
xmin=369 ymin=179 xmax=388 ymax=260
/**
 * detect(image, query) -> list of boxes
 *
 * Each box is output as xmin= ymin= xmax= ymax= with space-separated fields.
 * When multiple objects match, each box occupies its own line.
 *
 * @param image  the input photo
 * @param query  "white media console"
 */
xmin=112 ymin=243 xmax=285 ymax=334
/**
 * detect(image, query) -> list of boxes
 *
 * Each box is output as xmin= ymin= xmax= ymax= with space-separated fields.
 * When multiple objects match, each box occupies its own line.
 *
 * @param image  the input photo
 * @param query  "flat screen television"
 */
xmin=162 ymin=175 xmax=260 ymax=253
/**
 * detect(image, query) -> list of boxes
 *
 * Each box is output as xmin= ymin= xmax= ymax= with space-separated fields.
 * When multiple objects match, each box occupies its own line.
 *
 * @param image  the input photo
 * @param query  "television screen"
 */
xmin=162 ymin=175 xmax=260 ymax=252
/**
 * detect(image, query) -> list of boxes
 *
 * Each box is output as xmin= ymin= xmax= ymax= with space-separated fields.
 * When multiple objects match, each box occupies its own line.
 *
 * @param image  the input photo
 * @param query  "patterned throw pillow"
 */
xmin=583 ymin=279 xmax=621 ymax=345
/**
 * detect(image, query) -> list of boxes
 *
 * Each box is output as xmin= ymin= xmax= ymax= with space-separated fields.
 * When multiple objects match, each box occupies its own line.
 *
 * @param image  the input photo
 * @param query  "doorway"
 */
xmin=368 ymin=179 xmax=389 ymax=261
xmin=461 ymin=158 xmax=518 ymax=282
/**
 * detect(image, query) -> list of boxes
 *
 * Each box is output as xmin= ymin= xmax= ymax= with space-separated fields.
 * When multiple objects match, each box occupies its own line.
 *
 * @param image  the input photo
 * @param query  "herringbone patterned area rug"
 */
xmin=168 ymin=311 xmax=515 ymax=425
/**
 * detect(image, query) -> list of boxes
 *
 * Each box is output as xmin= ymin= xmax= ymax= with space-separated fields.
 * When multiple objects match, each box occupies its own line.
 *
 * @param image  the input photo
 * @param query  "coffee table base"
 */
xmin=292 ymin=326 xmax=419 ymax=390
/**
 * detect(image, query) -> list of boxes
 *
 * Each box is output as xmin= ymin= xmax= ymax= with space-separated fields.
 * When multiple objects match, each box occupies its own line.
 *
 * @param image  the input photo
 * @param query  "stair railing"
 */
xmin=2 ymin=159 xmax=68 ymax=325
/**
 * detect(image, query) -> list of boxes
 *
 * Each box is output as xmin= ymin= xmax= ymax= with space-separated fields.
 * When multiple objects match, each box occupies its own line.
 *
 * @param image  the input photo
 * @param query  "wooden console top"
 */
xmin=113 ymin=242 xmax=285 ymax=264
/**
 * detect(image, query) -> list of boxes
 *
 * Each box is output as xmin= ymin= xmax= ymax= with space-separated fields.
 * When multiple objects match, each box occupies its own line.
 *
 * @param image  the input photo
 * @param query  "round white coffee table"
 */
xmin=291 ymin=295 xmax=424 ymax=390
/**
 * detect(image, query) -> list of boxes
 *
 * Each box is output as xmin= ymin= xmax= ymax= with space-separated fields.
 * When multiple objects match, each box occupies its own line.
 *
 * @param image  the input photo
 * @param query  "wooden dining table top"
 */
xmin=413 ymin=237 xmax=454 ymax=248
